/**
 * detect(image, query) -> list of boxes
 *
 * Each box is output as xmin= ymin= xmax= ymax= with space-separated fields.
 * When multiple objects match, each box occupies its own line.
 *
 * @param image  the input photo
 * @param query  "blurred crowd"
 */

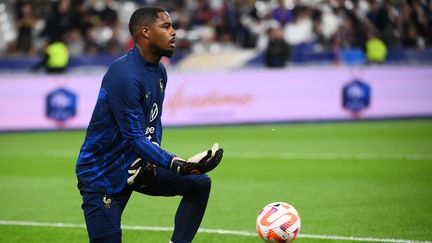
xmin=3 ymin=0 xmax=432 ymax=63
xmin=10 ymin=0 xmax=123 ymax=56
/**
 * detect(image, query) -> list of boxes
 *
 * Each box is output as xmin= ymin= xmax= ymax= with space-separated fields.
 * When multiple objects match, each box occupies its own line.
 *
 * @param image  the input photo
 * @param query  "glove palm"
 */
xmin=170 ymin=143 xmax=224 ymax=175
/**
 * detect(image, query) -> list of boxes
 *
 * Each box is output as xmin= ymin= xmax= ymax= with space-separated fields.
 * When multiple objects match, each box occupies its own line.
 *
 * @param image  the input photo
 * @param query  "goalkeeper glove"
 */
xmin=170 ymin=143 xmax=224 ymax=175
xmin=127 ymin=158 xmax=157 ymax=188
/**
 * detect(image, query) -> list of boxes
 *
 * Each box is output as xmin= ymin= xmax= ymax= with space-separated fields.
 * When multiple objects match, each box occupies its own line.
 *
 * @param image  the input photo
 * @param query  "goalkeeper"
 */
xmin=75 ymin=6 xmax=223 ymax=243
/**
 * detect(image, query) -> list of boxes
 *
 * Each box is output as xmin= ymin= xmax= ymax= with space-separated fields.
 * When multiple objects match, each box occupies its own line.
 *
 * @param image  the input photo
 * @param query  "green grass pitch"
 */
xmin=0 ymin=120 xmax=431 ymax=243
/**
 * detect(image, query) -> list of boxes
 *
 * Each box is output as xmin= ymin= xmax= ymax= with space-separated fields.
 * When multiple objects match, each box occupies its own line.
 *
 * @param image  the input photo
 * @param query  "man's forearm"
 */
xmin=132 ymin=138 xmax=174 ymax=168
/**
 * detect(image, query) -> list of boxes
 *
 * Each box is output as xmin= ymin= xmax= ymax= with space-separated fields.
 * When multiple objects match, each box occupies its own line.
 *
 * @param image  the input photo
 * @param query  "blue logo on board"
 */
xmin=46 ymin=88 xmax=77 ymax=122
xmin=342 ymin=79 xmax=371 ymax=113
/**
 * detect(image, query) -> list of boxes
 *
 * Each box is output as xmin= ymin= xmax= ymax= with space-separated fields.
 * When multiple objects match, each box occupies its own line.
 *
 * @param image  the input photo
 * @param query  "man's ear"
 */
xmin=141 ymin=26 xmax=150 ymax=39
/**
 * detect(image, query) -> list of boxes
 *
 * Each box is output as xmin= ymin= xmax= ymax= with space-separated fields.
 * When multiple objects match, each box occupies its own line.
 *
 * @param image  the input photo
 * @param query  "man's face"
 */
xmin=148 ymin=11 xmax=176 ymax=57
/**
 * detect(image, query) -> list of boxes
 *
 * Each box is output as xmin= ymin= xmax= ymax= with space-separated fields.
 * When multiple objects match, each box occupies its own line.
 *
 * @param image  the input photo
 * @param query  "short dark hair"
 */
xmin=128 ymin=6 xmax=166 ymax=37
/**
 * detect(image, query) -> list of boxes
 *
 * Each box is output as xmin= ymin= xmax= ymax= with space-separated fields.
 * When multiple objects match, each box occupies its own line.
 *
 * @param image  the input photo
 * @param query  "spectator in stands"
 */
xmin=69 ymin=0 xmax=94 ymax=54
xmin=252 ymin=12 xmax=280 ymax=52
xmin=318 ymin=4 xmax=341 ymax=46
xmin=15 ymin=1 xmax=36 ymax=55
xmin=191 ymin=0 xmax=216 ymax=26
xmin=87 ymin=0 xmax=122 ymax=54
xmin=238 ymin=0 xmax=261 ymax=48
xmin=399 ymin=0 xmax=426 ymax=50
xmin=40 ymin=0 xmax=73 ymax=44
xmin=402 ymin=23 xmax=423 ymax=49
xmin=428 ymin=1 xmax=432 ymax=47
xmin=283 ymin=6 xmax=314 ymax=46
xmin=65 ymin=29 xmax=85 ymax=56
xmin=272 ymin=0 xmax=293 ymax=27
xmin=265 ymin=27 xmax=290 ymax=68
xmin=409 ymin=0 xmax=428 ymax=48
xmin=333 ymin=10 xmax=366 ymax=50
xmin=366 ymin=0 xmax=391 ymax=39
xmin=311 ymin=9 xmax=327 ymax=49
xmin=31 ymin=36 xmax=69 ymax=74
xmin=218 ymin=0 xmax=243 ymax=46
xmin=365 ymin=30 xmax=387 ymax=64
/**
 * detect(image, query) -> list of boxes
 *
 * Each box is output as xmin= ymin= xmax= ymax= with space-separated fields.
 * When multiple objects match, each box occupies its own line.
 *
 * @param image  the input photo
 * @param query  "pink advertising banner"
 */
xmin=1 ymin=67 xmax=432 ymax=131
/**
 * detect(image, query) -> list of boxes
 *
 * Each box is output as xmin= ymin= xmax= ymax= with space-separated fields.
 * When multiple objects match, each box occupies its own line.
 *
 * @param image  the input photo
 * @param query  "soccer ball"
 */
xmin=256 ymin=202 xmax=301 ymax=243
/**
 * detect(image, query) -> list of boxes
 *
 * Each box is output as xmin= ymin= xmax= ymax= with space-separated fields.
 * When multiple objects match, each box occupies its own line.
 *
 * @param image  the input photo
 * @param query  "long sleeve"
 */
xmin=105 ymin=73 xmax=174 ymax=168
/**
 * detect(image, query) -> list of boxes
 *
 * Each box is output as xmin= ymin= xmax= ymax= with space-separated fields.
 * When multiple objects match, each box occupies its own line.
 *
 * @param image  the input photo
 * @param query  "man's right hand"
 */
xmin=170 ymin=143 xmax=224 ymax=175
xmin=127 ymin=158 xmax=157 ymax=188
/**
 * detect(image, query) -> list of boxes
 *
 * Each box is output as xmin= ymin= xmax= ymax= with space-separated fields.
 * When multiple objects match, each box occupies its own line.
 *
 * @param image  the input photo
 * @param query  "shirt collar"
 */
xmin=132 ymin=45 xmax=158 ymax=68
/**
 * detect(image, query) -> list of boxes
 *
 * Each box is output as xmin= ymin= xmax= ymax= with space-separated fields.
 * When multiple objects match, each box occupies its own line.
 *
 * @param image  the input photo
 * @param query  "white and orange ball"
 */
xmin=256 ymin=202 xmax=301 ymax=243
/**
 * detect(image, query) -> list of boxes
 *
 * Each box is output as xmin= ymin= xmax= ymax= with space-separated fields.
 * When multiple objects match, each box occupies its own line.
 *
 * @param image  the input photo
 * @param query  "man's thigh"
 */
xmin=80 ymin=188 xmax=132 ymax=242
xmin=134 ymin=167 xmax=209 ymax=197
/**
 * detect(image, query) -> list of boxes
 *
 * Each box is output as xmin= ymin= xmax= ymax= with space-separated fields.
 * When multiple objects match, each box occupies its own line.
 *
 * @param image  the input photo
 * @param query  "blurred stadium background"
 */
xmin=0 ymin=0 xmax=431 ymax=243
xmin=1 ymin=0 xmax=432 ymax=69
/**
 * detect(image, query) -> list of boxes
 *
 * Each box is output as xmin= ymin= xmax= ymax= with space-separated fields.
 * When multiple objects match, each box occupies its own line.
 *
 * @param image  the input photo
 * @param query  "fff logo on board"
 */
xmin=342 ymin=79 xmax=371 ymax=114
xmin=46 ymin=88 xmax=77 ymax=122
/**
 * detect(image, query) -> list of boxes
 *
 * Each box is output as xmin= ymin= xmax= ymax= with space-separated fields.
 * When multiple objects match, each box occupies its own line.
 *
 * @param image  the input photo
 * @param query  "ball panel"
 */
xmin=267 ymin=228 xmax=287 ymax=243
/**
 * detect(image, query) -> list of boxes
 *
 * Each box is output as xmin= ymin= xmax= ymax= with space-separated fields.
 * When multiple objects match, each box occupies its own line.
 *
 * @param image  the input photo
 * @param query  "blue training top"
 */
xmin=76 ymin=46 xmax=175 ymax=195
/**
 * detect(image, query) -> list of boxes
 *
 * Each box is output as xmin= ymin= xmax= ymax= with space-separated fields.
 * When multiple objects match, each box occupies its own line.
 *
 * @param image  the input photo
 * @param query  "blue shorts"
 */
xmin=80 ymin=167 xmax=211 ymax=243
xmin=80 ymin=186 xmax=132 ymax=242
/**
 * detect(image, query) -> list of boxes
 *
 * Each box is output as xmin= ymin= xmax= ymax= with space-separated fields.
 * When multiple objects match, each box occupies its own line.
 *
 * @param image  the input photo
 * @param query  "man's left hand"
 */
xmin=170 ymin=143 xmax=224 ymax=175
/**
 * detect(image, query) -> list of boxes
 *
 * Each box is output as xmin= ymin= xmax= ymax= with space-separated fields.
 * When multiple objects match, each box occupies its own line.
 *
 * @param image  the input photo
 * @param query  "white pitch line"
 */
xmin=0 ymin=220 xmax=430 ymax=243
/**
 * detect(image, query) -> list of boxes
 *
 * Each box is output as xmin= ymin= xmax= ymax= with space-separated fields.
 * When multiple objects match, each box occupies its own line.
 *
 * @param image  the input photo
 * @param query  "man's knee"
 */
xmin=183 ymin=174 xmax=211 ymax=198
xmin=197 ymin=174 xmax=211 ymax=191
xmin=190 ymin=174 xmax=211 ymax=197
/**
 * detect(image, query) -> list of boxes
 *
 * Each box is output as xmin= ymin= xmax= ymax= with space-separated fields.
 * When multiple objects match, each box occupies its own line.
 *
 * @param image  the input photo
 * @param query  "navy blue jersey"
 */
xmin=76 ymin=46 xmax=175 ymax=195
